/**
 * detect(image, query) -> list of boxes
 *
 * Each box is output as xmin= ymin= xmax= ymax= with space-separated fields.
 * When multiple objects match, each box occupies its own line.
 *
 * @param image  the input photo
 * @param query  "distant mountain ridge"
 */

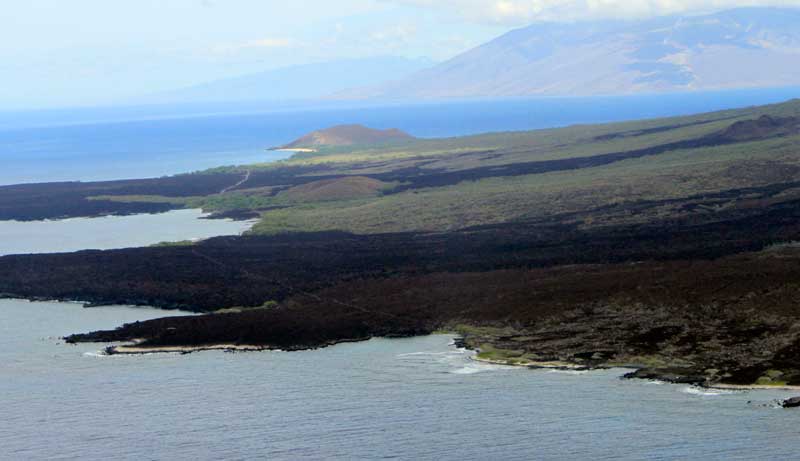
xmin=338 ymin=7 xmax=800 ymax=100
xmin=278 ymin=124 xmax=415 ymax=150
xmin=144 ymin=57 xmax=434 ymax=105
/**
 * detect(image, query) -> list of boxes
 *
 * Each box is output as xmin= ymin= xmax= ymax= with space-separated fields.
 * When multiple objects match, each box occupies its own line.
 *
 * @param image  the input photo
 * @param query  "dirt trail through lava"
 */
xmin=220 ymin=170 xmax=251 ymax=194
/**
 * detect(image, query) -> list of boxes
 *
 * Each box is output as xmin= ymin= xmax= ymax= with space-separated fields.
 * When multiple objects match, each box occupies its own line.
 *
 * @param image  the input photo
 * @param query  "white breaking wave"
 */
xmin=449 ymin=362 xmax=519 ymax=375
xmin=82 ymin=351 xmax=107 ymax=358
xmin=397 ymin=348 xmax=517 ymax=374
xmin=681 ymin=386 xmax=736 ymax=396
xmin=396 ymin=351 xmax=456 ymax=358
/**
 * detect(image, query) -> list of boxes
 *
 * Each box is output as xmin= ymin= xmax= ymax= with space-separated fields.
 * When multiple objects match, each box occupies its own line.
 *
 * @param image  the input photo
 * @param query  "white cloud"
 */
xmin=245 ymin=38 xmax=294 ymax=48
xmin=370 ymin=24 xmax=418 ymax=45
xmin=210 ymin=37 xmax=296 ymax=55
xmin=383 ymin=0 xmax=800 ymax=25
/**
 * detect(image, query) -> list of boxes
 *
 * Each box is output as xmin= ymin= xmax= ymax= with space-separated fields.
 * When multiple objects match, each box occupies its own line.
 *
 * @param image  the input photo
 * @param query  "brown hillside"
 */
xmin=280 ymin=124 xmax=414 ymax=149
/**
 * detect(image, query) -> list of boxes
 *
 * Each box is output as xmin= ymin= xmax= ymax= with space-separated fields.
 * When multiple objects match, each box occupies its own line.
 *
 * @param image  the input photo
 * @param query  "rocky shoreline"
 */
xmin=468 ymin=346 xmax=800 ymax=390
xmin=80 ymin=331 xmax=800 ymax=408
xmin=468 ymin=348 xmax=800 ymax=408
xmin=96 ymin=335 xmax=378 ymax=355
xmin=47 ymin=242 xmax=800 ymax=392
xmin=457 ymin=335 xmax=800 ymax=407
xmin=105 ymin=343 xmax=270 ymax=355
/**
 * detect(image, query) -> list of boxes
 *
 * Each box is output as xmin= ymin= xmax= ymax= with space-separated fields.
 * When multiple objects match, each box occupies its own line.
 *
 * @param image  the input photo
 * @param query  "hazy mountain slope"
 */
xmin=341 ymin=8 xmax=800 ymax=99
xmin=146 ymin=57 xmax=434 ymax=104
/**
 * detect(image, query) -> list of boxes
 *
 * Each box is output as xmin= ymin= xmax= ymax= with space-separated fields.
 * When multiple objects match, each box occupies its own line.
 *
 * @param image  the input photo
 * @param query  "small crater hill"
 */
xmin=278 ymin=124 xmax=415 ymax=150
xmin=716 ymin=115 xmax=800 ymax=143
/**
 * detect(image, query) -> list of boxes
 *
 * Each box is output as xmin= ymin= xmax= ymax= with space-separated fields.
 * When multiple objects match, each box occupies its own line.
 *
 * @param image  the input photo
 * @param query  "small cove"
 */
xmin=0 ymin=209 xmax=254 ymax=256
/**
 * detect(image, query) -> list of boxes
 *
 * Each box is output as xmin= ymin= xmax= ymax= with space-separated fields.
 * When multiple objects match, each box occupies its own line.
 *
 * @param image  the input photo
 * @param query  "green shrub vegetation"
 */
xmin=86 ymin=100 xmax=800 ymax=236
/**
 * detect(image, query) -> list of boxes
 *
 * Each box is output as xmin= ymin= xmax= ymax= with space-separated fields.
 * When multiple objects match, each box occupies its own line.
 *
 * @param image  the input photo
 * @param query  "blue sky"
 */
xmin=3 ymin=0 xmax=799 ymax=108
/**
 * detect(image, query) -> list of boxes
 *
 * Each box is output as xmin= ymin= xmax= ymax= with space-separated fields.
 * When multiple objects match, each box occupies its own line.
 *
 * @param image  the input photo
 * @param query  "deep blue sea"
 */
xmin=1 ymin=87 xmax=798 ymax=185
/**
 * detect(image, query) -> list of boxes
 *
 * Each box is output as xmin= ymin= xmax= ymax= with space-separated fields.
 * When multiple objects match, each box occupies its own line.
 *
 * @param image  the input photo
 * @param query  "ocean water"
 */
xmin=0 ymin=209 xmax=254 ymax=256
xmin=1 ymin=87 xmax=798 ymax=185
xmin=1 ymin=300 xmax=799 ymax=461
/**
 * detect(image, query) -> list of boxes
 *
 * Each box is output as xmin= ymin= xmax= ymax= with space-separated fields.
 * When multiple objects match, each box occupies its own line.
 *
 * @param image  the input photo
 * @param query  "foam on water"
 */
xmin=449 ymin=361 xmax=520 ymax=375
xmin=396 ymin=351 xmax=456 ymax=358
xmin=397 ymin=348 xmax=521 ymax=374
xmin=681 ymin=386 xmax=739 ymax=396
xmin=82 ymin=351 xmax=107 ymax=358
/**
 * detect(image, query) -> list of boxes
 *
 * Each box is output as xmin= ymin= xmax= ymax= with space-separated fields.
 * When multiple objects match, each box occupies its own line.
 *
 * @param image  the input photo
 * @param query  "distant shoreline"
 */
xmin=108 ymin=343 xmax=272 ymax=355
xmin=99 ymin=336 xmax=375 ymax=355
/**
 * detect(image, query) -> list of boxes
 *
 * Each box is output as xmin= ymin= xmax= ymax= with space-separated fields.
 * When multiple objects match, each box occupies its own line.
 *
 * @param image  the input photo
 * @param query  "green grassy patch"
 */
xmin=149 ymin=240 xmax=196 ymax=248
xmin=475 ymin=344 xmax=525 ymax=361
xmin=755 ymin=369 xmax=789 ymax=386
xmin=89 ymin=195 xmax=190 ymax=205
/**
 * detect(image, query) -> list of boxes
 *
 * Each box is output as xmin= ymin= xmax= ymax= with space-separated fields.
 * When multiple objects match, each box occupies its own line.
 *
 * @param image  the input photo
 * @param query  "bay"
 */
xmin=0 ymin=209 xmax=253 ymax=256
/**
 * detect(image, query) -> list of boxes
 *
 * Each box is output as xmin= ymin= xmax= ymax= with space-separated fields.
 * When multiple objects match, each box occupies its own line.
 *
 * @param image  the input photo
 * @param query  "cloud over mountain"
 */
xmin=385 ymin=0 xmax=800 ymax=24
xmin=338 ymin=7 xmax=800 ymax=99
